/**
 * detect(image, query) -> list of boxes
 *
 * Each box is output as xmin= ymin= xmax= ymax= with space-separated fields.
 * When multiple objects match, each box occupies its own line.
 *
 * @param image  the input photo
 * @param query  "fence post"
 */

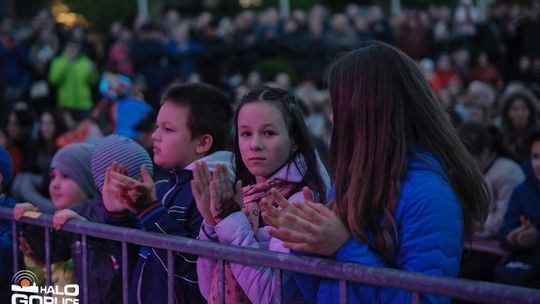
xmin=12 ymin=220 xmax=18 ymax=274
xmin=45 ymin=228 xmax=51 ymax=287
xmin=167 ymin=250 xmax=174 ymax=304
xmin=82 ymin=235 xmax=88 ymax=304
xmin=122 ymin=241 xmax=128 ymax=304
xmin=218 ymin=259 xmax=225 ymax=304
xmin=339 ymin=279 xmax=347 ymax=304
xmin=273 ymin=268 xmax=282 ymax=304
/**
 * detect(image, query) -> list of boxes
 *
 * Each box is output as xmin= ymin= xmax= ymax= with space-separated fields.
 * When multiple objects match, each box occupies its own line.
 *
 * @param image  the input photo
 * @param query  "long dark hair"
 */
xmin=234 ymin=86 xmax=327 ymax=202
xmin=327 ymin=41 xmax=488 ymax=262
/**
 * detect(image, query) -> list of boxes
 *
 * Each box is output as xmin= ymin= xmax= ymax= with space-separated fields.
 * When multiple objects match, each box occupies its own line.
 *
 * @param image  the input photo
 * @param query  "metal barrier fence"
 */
xmin=1 ymin=206 xmax=540 ymax=304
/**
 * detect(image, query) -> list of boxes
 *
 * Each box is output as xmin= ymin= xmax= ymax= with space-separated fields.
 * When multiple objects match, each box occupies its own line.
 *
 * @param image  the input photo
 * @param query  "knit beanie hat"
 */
xmin=50 ymin=143 xmax=97 ymax=199
xmin=91 ymin=134 xmax=153 ymax=193
xmin=0 ymin=146 xmax=13 ymax=189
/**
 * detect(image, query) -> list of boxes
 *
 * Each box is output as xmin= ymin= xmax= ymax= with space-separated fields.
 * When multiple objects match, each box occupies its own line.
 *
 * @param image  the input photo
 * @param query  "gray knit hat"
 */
xmin=91 ymin=134 xmax=153 ymax=193
xmin=50 ymin=143 xmax=97 ymax=199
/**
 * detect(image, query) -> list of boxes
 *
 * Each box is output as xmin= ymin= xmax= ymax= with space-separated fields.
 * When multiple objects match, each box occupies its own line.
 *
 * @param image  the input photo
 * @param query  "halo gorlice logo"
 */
xmin=11 ymin=270 xmax=80 ymax=304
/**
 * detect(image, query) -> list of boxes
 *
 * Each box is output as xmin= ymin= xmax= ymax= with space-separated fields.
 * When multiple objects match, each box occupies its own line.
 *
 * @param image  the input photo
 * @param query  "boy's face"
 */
xmin=532 ymin=141 xmax=540 ymax=181
xmin=152 ymin=101 xmax=201 ymax=169
xmin=48 ymin=168 xmax=88 ymax=209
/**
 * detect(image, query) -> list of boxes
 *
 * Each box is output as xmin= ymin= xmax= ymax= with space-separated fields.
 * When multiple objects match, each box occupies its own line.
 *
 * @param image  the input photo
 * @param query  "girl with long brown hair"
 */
xmin=262 ymin=41 xmax=489 ymax=303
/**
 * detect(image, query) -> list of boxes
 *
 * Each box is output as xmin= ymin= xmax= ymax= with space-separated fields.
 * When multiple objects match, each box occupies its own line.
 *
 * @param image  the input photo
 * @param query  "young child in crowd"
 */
xmin=497 ymin=130 xmax=540 ymax=288
xmin=13 ymin=143 xmax=96 ymax=295
xmin=103 ymin=82 xmax=234 ymax=304
xmin=192 ymin=87 xmax=330 ymax=304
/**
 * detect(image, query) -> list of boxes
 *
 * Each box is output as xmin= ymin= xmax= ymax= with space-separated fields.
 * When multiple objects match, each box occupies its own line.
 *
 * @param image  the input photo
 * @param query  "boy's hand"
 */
xmin=191 ymin=161 xmax=216 ymax=225
xmin=109 ymin=164 xmax=156 ymax=212
xmin=13 ymin=203 xmax=39 ymax=220
xmin=103 ymin=161 xmax=128 ymax=212
xmin=53 ymin=209 xmax=87 ymax=230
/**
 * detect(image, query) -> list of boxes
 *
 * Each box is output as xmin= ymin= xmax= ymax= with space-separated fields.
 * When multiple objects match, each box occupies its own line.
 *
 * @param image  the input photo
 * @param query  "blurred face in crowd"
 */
xmin=531 ymin=141 xmax=540 ymax=180
xmin=7 ymin=113 xmax=25 ymax=142
xmin=49 ymin=168 xmax=88 ymax=209
xmin=508 ymin=98 xmax=530 ymax=130
xmin=40 ymin=111 xmax=56 ymax=141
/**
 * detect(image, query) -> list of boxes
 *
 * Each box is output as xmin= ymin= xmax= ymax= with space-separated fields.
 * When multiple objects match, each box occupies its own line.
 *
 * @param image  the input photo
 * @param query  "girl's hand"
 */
xmin=262 ymin=187 xmax=350 ymax=256
xmin=102 ymin=161 xmax=128 ymax=212
xmin=191 ymin=161 xmax=216 ymax=225
xmin=209 ymin=164 xmax=242 ymax=223
xmin=109 ymin=163 xmax=156 ymax=212
xmin=53 ymin=209 xmax=87 ymax=230
xmin=13 ymin=203 xmax=38 ymax=220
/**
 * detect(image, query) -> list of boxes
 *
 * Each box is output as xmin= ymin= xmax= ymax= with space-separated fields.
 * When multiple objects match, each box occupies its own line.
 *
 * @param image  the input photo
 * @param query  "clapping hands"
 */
xmin=191 ymin=161 xmax=242 ymax=225
xmin=103 ymin=161 xmax=156 ymax=212
xmin=507 ymin=215 xmax=538 ymax=248
xmin=261 ymin=187 xmax=350 ymax=256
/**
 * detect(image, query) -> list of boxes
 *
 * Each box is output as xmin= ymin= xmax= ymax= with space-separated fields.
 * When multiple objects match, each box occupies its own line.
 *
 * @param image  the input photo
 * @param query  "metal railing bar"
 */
xmin=2 ymin=207 xmax=539 ymax=304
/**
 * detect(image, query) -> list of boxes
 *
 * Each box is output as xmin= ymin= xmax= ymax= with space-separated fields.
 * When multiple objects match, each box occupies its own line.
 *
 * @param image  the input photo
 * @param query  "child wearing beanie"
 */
xmin=0 ymin=146 xmax=17 ymax=304
xmin=13 ymin=143 xmax=96 ymax=297
xmin=15 ymin=135 xmax=153 ymax=303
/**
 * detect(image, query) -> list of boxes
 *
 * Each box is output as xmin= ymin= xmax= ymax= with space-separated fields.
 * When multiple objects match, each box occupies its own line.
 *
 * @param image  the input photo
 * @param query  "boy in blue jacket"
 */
xmin=103 ymin=82 xmax=234 ymax=304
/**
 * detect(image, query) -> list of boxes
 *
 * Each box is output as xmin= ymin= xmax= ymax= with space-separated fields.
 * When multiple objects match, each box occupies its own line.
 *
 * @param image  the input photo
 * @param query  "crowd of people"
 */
xmin=1 ymin=1 xmax=540 ymax=303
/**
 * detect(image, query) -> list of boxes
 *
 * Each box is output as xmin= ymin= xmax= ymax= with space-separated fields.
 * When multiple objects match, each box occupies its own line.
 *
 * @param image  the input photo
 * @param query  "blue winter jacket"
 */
xmin=294 ymin=149 xmax=464 ymax=303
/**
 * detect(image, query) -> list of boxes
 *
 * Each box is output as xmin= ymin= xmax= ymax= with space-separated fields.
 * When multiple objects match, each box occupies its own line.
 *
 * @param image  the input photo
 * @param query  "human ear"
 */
xmin=196 ymin=134 xmax=214 ymax=155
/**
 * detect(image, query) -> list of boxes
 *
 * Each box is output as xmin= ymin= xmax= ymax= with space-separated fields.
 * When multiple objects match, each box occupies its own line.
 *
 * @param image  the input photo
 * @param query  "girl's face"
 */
xmin=48 ymin=168 xmax=88 ymax=209
xmin=40 ymin=112 xmax=56 ymax=141
xmin=508 ymin=98 xmax=531 ymax=130
xmin=531 ymin=141 xmax=540 ymax=180
xmin=238 ymin=102 xmax=294 ymax=183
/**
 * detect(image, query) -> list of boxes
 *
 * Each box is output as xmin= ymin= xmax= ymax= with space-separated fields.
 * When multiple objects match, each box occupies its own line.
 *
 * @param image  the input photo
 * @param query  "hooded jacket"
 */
xmin=114 ymin=151 xmax=235 ymax=304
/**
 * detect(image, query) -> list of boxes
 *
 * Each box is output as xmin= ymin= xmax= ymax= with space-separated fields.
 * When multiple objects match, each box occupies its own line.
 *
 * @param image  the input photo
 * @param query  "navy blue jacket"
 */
xmin=118 ymin=168 xmax=204 ymax=304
